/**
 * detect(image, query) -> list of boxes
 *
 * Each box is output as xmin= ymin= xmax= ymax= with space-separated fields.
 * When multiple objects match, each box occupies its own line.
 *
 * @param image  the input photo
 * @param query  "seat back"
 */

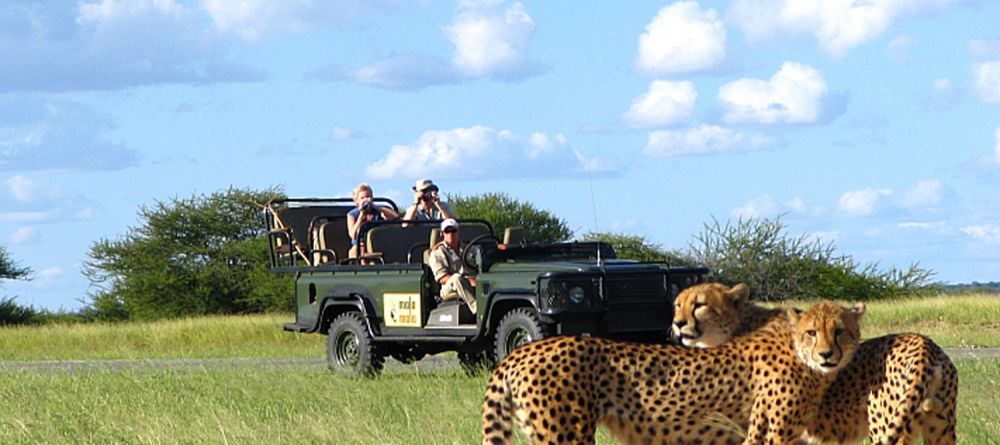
xmin=366 ymin=225 xmax=435 ymax=264
xmin=311 ymin=217 xmax=350 ymax=264
xmin=503 ymin=226 xmax=526 ymax=245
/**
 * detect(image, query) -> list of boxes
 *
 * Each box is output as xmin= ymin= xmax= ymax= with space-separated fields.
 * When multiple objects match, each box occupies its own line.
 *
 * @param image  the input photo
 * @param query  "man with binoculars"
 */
xmin=402 ymin=179 xmax=455 ymax=224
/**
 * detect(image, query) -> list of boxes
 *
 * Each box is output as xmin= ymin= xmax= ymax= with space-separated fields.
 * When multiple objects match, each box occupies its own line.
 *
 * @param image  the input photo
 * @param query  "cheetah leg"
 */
xmin=919 ymin=362 xmax=958 ymax=445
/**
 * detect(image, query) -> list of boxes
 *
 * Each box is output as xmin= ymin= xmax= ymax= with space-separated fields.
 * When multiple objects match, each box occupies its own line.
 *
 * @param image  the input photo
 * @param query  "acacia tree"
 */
xmin=84 ymin=187 xmax=292 ymax=320
xmin=447 ymin=192 xmax=572 ymax=243
xmin=0 ymin=246 xmax=34 ymax=325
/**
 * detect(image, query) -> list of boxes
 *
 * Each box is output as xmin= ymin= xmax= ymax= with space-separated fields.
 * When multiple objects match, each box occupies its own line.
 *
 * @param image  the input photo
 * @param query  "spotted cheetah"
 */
xmin=481 ymin=300 xmax=865 ymax=445
xmin=672 ymin=283 xmax=957 ymax=445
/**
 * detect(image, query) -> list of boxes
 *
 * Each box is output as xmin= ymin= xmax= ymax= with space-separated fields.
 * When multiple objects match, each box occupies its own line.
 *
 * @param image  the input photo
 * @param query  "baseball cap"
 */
xmin=440 ymin=218 xmax=459 ymax=232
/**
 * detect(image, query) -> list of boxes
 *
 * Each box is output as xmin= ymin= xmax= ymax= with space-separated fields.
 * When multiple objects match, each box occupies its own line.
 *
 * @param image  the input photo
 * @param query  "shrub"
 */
xmin=689 ymin=216 xmax=934 ymax=301
xmin=579 ymin=232 xmax=698 ymax=267
xmin=447 ymin=192 xmax=572 ymax=244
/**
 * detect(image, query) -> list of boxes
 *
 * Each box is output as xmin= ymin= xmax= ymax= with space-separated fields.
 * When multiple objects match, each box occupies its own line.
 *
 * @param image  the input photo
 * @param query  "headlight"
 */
xmin=568 ymin=286 xmax=585 ymax=304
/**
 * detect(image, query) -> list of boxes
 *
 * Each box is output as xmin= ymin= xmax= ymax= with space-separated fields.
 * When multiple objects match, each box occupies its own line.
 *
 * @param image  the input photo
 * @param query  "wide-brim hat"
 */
xmin=412 ymin=179 xmax=438 ymax=192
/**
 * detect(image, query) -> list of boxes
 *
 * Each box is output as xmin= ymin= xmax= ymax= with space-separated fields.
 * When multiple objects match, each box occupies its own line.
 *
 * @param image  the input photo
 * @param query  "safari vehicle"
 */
xmin=264 ymin=197 xmax=708 ymax=376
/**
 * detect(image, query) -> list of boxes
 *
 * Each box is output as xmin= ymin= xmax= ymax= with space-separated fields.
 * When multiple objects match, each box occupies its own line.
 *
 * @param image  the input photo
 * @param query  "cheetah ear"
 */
xmin=726 ymin=283 xmax=750 ymax=304
xmin=848 ymin=302 xmax=866 ymax=319
xmin=786 ymin=307 xmax=802 ymax=324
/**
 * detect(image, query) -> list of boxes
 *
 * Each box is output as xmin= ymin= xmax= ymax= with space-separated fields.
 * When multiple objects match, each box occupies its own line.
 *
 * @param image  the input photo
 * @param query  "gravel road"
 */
xmin=2 ymin=348 xmax=997 ymax=374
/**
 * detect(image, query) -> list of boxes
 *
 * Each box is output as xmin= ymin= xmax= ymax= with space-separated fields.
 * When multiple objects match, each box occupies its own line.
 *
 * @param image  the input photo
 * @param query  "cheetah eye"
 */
xmin=834 ymin=328 xmax=845 ymax=336
xmin=805 ymin=329 xmax=817 ymax=337
xmin=693 ymin=302 xmax=705 ymax=309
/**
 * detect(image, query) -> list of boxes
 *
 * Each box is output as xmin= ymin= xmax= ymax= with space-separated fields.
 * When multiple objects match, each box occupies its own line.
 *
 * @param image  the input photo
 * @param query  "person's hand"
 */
xmin=413 ymin=190 xmax=423 ymax=204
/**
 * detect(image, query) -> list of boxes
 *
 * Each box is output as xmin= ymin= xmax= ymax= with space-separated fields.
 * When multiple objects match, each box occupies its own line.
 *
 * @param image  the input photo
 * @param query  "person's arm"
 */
xmin=435 ymin=199 xmax=455 ymax=220
xmin=429 ymin=249 xmax=451 ymax=284
xmin=378 ymin=205 xmax=400 ymax=220
xmin=346 ymin=211 xmax=361 ymax=240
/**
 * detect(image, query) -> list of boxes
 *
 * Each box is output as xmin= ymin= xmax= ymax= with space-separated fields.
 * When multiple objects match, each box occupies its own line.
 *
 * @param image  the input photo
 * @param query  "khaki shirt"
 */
xmin=429 ymin=242 xmax=467 ymax=282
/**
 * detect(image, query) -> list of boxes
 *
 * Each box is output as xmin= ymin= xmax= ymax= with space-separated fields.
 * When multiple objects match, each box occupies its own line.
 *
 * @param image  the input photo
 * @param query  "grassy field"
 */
xmin=0 ymin=358 xmax=997 ymax=444
xmin=1 ymin=293 xmax=999 ymax=362
xmin=1 ymin=293 xmax=999 ymax=444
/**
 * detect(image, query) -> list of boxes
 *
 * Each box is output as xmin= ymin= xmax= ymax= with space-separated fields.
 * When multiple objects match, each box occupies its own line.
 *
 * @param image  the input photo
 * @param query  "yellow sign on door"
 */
xmin=384 ymin=293 xmax=421 ymax=327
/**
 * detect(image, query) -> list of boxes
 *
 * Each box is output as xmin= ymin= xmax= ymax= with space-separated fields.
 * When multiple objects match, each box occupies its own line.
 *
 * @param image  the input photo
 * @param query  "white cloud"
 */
xmin=0 ymin=1 xmax=261 ymax=92
xmin=932 ymin=78 xmax=961 ymax=108
xmin=445 ymin=3 xmax=536 ymax=78
xmin=364 ymin=126 xmax=608 ymax=180
xmin=897 ymin=179 xmax=943 ymax=208
xmin=728 ymin=0 xmax=958 ymax=56
xmin=644 ymin=124 xmax=781 ymax=157
xmin=961 ymin=224 xmax=1000 ymax=245
xmin=636 ymin=1 xmax=726 ymax=75
xmin=898 ymin=220 xmax=948 ymax=231
xmin=200 ymin=0 xmax=397 ymax=41
xmin=731 ymin=195 xmax=779 ymax=219
xmin=838 ymin=188 xmax=892 ymax=216
xmin=974 ymin=60 xmax=1000 ymax=103
xmin=718 ymin=62 xmax=828 ymax=124
xmin=622 ymin=81 xmax=697 ymax=129
xmin=331 ymin=126 xmax=357 ymax=141
xmin=320 ymin=2 xmax=541 ymax=89
xmin=10 ymin=226 xmax=38 ymax=245
xmin=970 ymin=39 xmax=1000 ymax=60
xmin=6 ymin=176 xmax=43 ymax=202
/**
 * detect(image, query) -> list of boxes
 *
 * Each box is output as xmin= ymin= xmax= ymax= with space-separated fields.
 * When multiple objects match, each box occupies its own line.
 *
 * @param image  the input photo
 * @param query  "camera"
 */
xmin=422 ymin=191 xmax=434 ymax=201
xmin=361 ymin=201 xmax=378 ymax=214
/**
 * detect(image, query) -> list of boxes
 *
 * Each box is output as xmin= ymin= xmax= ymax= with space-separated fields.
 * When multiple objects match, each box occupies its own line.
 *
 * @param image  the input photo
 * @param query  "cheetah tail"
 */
xmin=482 ymin=370 xmax=515 ymax=445
xmin=919 ymin=364 xmax=945 ymax=414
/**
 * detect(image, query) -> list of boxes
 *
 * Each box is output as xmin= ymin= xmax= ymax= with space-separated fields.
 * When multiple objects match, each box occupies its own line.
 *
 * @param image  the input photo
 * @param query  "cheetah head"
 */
xmin=672 ymin=283 xmax=749 ymax=348
xmin=788 ymin=300 xmax=865 ymax=374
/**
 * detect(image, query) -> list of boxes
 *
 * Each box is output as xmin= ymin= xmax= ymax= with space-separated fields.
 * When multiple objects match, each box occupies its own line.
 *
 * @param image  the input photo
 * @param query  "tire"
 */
xmin=493 ymin=307 xmax=548 ymax=363
xmin=458 ymin=349 xmax=495 ymax=376
xmin=327 ymin=312 xmax=384 ymax=377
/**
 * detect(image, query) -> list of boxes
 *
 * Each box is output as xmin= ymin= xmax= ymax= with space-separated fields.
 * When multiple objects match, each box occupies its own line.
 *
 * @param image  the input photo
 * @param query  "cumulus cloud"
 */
xmin=932 ymin=78 xmax=961 ymax=108
xmin=331 ymin=126 xmax=361 ymax=141
xmin=730 ymin=195 xmax=779 ymax=219
xmin=897 ymin=180 xmax=944 ymax=209
xmin=974 ymin=60 xmax=1000 ymax=103
xmin=728 ymin=0 xmax=959 ymax=56
xmin=838 ymin=188 xmax=892 ymax=216
xmin=961 ymin=224 xmax=1000 ymax=245
xmin=636 ymin=1 xmax=726 ymax=75
xmin=0 ymin=0 xmax=262 ymax=92
xmin=364 ymin=126 xmax=611 ymax=180
xmin=0 ymin=96 xmax=138 ymax=171
xmin=445 ymin=2 xmax=537 ymax=78
xmin=10 ymin=226 xmax=39 ymax=245
xmin=318 ymin=2 xmax=541 ymax=89
xmin=970 ymin=39 xmax=1000 ymax=60
xmin=0 ymin=175 xmax=93 ymax=225
xmin=644 ymin=124 xmax=782 ymax=157
xmin=622 ymin=81 xmax=697 ymax=129
xmin=718 ymin=62 xmax=830 ymax=124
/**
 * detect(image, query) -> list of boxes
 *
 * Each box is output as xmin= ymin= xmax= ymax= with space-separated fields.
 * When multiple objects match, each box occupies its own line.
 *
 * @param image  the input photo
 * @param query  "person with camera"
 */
xmin=429 ymin=218 xmax=477 ymax=314
xmin=347 ymin=183 xmax=399 ymax=258
xmin=402 ymin=179 xmax=454 ymax=226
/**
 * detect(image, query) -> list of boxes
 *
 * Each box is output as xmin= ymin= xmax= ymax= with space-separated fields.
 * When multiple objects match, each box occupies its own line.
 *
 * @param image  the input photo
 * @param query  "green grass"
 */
xmin=0 ymin=359 xmax=996 ymax=444
xmin=0 ymin=314 xmax=324 ymax=361
xmin=2 ymin=294 xmax=999 ymax=363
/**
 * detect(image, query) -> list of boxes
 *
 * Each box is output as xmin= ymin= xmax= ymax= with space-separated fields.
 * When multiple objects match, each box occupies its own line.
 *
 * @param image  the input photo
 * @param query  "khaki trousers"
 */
xmin=441 ymin=274 xmax=477 ymax=314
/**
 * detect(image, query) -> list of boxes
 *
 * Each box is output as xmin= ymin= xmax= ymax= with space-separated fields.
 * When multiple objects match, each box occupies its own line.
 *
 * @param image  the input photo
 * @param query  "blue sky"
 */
xmin=2 ymin=0 xmax=1000 ymax=310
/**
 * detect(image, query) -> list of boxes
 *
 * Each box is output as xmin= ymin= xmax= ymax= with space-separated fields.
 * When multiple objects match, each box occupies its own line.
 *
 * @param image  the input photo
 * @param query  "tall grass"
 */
xmin=0 ymin=359 xmax=996 ymax=444
xmin=0 ymin=314 xmax=324 ymax=361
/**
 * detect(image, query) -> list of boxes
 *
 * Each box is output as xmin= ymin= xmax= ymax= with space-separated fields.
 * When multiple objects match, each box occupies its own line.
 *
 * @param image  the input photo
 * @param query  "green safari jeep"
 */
xmin=264 ymin=197 xmax=708 ymax=376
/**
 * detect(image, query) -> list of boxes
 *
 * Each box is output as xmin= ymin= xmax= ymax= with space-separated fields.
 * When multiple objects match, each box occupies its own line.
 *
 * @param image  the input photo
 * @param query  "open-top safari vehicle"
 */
xmin=264 ymin=197 xmax=708 ymax=376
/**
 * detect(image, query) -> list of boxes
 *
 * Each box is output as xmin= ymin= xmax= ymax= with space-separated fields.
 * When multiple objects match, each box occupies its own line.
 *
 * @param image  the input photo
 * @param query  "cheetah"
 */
xmin=672 ymin=282 xmax=958 ymax=445
xmin=481 ymin=300 xmax=865 ymax=445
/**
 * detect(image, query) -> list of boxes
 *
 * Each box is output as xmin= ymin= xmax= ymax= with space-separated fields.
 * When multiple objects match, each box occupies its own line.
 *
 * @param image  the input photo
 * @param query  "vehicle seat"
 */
xmin=310 ymin=218 xmax=350 ymax=265
xmin=503 ymin=226 xmax=526 ymax=245
xmin=366 ymin=225 xmax=434 ymax=264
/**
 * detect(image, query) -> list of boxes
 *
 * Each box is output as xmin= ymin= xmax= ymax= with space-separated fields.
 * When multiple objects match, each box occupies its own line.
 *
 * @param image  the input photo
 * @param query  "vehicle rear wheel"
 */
xmin=494 ymin=307 xmax=547 ymax=363
xmin=327 ymin=312 xmax=383 ymax=377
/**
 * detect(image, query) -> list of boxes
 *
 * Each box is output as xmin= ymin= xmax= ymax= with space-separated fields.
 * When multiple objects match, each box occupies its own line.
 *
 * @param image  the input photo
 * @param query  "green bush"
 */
xmin=447 ymin=192 xmax=572 ymax=244
xmin=0 ymin=296 xmax=41 ymax=326
xmin=579 ymin=231 xmax=698 ymax=267
xmin=83 ymin=187 xmax=293 ymax=320
xmin=689 ymin=216 xmax=934 ymax=301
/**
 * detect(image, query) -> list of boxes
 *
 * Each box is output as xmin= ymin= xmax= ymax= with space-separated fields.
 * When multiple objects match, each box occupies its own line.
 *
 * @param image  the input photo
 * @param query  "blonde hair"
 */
xmin=353 ymin=183 xmax=373 ymax=200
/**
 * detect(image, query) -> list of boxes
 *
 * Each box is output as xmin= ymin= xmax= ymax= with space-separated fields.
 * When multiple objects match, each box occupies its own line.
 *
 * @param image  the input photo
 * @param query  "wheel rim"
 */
xmin=335 ymin=331 xmax=360 ymax=367
xmin=505 ymin=327 xmax=532 ymax=352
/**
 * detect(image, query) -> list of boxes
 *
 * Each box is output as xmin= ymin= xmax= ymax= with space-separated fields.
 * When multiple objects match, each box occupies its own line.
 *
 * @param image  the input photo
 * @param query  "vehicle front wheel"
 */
xmin=327 ymin=312 xmax=384 ymax=377
xmin=493 ymin=308 xmax=547 ymax=363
